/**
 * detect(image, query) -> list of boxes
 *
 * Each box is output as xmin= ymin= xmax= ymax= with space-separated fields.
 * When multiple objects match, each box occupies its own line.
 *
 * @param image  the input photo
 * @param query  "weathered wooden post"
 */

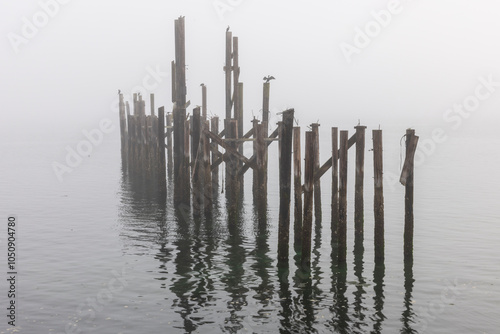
xmin=256 ymin=122 xmax=267 ymax=198
xmin=401 ymin=129 xmax=419 ymax=262
xmin=311 ymin=123 xmax=321 ymax=222
xmin=338 ymin=130 xmax=349 ymax=265
xmin=166 ymin=113 xmax=173 ymax=176
xmin=211 ymin=117 xmax=219 ymax=193
xmin=203 ymin=120 xmax=213 ymax=215
xmin=119 ymin=93 xmax=127 ymax=158
xmin=150 ymin=93 xmax=155 ymax=116
xmin=201 ymin=84 xmax=207 ymax=121
xmin=232 ymin=36 xmax=240 ymax=120
xmin=225 ymin=29 xmax=232 ymax=123
xmin=373 ymin=129 xmax=384 ymax=264
xmin=301 ymin=130 xmax=316 ymax=269
xmin=174 ymin=16 xmax=189 ymax=205
xmin=252 ymin=118 xmax=260 ymax=197
xmin=192 ymin=108 xmax=202 ymax=213
xmin=225 ymin=119 xmax=240 ymax=204
xmin=237 ymin=82 xmax=244 ymax=155
xmin=293 ymin=126 xmax=302 ymax=249
xmin=262 ymin=82 xmax=270 ymax=123
xmin=278 ymin=109 xmax=294 ymax=266
xmin=133 ymin=93 xmax=138 ymax=115
xmin=355 ymin=125 xmax=367 ymax=242
xmin=331 ymin=127 xmax=339 ymax=247
xmin=184 ymin=118 xmax=190 ymax=195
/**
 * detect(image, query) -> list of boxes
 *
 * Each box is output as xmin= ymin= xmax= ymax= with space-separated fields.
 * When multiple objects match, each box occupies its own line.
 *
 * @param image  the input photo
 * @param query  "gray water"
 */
xmin=1 ymin=125 xmax=499 ymax=333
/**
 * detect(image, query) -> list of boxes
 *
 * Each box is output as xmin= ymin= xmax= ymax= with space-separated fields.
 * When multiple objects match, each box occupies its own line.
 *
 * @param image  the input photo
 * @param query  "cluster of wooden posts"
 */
xmin=118 ymin=16 xmax=419 ymax=271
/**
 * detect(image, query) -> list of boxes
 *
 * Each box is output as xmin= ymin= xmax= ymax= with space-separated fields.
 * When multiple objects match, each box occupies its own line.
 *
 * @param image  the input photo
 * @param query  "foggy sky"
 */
xmin=2 ymin=0 xmax=500 ymax=141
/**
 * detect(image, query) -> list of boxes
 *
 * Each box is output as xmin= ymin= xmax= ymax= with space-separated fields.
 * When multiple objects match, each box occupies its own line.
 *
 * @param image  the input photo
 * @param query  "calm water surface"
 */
xmin=0 ymin=126 xmax=499 ymax=333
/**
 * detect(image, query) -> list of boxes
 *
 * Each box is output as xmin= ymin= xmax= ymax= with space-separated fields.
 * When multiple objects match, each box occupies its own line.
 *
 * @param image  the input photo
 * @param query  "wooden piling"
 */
xmin=301 ymin=131 xmax=316 ymax=269
xmin=331 ymin=127 xmax=339 ymax=246
xmin=203 ymin=120 xmax=213 ymax=215
xmin=158 ymin=107 xmax=166 ymax=182
xmin=201 ymin=84 xmax=207 ymax=121
xmin=237 ymin=82 xmax=244 ymax=155
xmin=119 ymin=93 xmax=127 ymax=156
xmin=232 ymin=36 xmax=239 ymax=120
xmin=211 ymin=117 xmax=219 ymax=192
xmin=192 ymin=107 xmax=202 ymax=213
xmin=262 ymin=82 xmax=270 ymax=123
xmin=355 ymin=125 xmax=366 ymax=241
xmin=373 ymin=129 xmax=384 ymax=264
xmin=225 ymin=30 xmax=232 ymax=121
xmin=338 ymin=130 xmax=349 ymax=265
xmin=256 ymin=122 xmax=267 ymax=198
xmin=150 ymin=94 xmax=155 ymax=116
xmin=293 ymin=126 xmax=302 ymax=249
xmin=174 ymin=16 xmax=189 ymax=204
xmin=311 ymin=123 xmax=321 ymax=222
xmin=166 ymin=113 xmax=173 ymax=176
xmin=402 ymin=129 xmax=418 ymax=262
xmin=278 ymin=109 xmax=294 ymax=266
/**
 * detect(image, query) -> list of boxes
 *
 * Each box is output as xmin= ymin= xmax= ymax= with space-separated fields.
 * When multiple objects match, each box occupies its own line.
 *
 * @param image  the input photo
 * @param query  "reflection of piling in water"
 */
xmin=372 ymin=264 xmax=386 ymax=334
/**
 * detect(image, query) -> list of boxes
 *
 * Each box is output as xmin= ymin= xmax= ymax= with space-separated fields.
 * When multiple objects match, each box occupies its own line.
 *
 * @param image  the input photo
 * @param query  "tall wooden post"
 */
xmin=252 ymin=118 xmax=259 ymax=197
xmin=166 ymin=113 xmax=173 ymax=176
xmin=225 ymin=30 xmax=232 ymax=122
xmin=355 ymin=125 xmax=367 ymax=242
xmin=174 ymin=16 xmax=189 ymax=205
xmin=331 ymin=127 xmax=339 ymax=247
xmin=232 ymin=36 xmax=239 ymax=120
xmin=262 ymin=82 xmax=270 ymax=123
xmin=311 ymin=123 xmax=321 ymax=222
xmin=301 ymin=130 xmax=316 ymax=270
xmin=402 ymin=129 xmax=418 ymax=262
xmin=373 ymin=129 xmax=384 ymax=264
xmin=338 ymin=130 xmax=349 ymax=265
xmin=158 ymin=107 xmax=166 ymax=184
xmin=237 ymin=82 xmax=244 ymax=155
xmin=211 ymin=117 xmax=219 ymax=192
xmin=192 ymin=107 xmax=202 ymax=213
xmin=256 ymin=122 xmax=267 ymax=199
xmin=278 ymin=109 xmax=294 ymax=266
xmin=293 ymin=127 xmax=302 ymax=249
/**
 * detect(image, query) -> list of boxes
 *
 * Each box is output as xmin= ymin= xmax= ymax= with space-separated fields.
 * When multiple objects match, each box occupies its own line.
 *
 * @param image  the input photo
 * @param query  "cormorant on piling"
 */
xmin=200 ymin=83 xmax=205 ymax=86
xmin=263 ymin=75 xmax=275 ymax=83
xmin=118 ymin=89 xmax=121 ymax=95
xmin=226 ymin=25 xmax=230 ymax=32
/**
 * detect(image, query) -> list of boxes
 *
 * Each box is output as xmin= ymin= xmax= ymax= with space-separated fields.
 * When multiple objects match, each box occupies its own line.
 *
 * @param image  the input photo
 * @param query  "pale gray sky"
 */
xmin=1 ymin=0 xmax=500 ymax=140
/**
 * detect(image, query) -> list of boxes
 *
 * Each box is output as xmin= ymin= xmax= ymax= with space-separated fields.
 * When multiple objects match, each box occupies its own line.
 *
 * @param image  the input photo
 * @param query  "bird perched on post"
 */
xmin=118 ymin=89 xmax=121 ymax=95
xmin=263 ymin=75 xmax=275 ymax=83
xmin=200 ymin=83 xmax=205 ymax=87
xmin=226 ymin=25 xmax=230 ymax=32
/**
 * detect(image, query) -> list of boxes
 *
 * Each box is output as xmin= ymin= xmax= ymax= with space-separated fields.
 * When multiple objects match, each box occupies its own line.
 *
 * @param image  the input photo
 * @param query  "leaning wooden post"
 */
xmin=203 ymin=120 xmax=213 ymax=215
xmin=293 ymin=126 xmax=302 ymax=249
xmin=355 ymin=125 xmax=367 ymax=242
xmin=192 ymin=107 xmax=202 ymax=213
xmin=331 ymin=127 xmax=339 ymax=247
xmin=278 ymin=109 xmax=294 ymax=266
xmin=166 ymin=113 xmax=173 ymax=176
xmin=211 ymin=117 xmax=219 ymax=192
xmin=301 ymin=130 xmax=316 ymax=269
xmin=401 ymin=129 xmax=419 ymax=262
xmin=311 ymin=123 xmax=322 ymax=222
xmin=338 ymin=130 xmax=349 ymax=265
xmin=373 ymin=129 xmax=384 ymax=264
xmin=225 ymin=29 xmax=232 ymax=122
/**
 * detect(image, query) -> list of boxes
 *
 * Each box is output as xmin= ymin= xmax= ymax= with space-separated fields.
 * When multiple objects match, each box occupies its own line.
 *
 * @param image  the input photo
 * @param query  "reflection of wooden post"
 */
xmin=338 ymin=130 xmax=348 ymax=265
xmin=373 ymin=129 xmax=384 ymax=264
xmin=331 ymin=127 xmax=339 ymax=246
xmin=401 ymin=129 xmax=418 ymax=262
xmin=211 ymin=117 xmax=219 ymax=192
xmin=278 ymin=109 xmax=294 ymax=266
xmin=355 ymin=125 xmax=366 ymax=241
xmin=301 ymin=130 xmax=316 ymax=269
xmin=311 ymin=123 xmax=321 ymax=222
xmin=293 ymin=127 xmax=302 ymax=249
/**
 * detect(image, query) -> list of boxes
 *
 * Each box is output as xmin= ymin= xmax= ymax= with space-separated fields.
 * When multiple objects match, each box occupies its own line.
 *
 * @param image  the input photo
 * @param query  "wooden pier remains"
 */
xmin=116 ymin=16 xmax=419 ymax=272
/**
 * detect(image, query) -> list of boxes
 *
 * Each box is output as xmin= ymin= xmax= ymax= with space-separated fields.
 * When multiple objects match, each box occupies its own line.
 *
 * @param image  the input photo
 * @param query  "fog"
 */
xmin=2 ymin=0 xmax=500 ymax=141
